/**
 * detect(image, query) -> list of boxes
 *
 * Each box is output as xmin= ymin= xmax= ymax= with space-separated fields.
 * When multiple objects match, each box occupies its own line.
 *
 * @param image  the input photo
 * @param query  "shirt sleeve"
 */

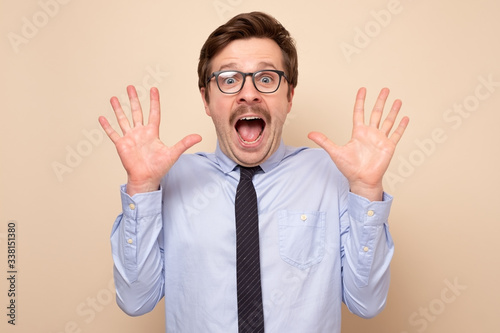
xmin=110 ymin=185 xmax=165 ymax=316
xmin=340 ymin=191 xmax=394 ymax=318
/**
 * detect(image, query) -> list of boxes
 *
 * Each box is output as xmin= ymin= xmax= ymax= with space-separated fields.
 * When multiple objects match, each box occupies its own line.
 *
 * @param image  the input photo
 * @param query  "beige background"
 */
xmin=1 ymin=0 xmax=499 ymax=332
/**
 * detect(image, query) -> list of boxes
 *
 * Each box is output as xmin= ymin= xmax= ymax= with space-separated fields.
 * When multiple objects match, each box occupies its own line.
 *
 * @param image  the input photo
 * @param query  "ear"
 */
xmin=286 ymin=87 xmax=295 ymax=114
xmin=200 ymin=88 xmax=211 ymax=116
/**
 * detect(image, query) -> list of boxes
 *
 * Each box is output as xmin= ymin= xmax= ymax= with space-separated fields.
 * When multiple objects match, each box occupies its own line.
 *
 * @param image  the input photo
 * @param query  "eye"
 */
xmin=255 ymin=71 xmax=277 ymax=86
xmin=259 ymin=76 xmax=273 ymax=84
xmin=218 ymin=72 xmax=241 ymax=86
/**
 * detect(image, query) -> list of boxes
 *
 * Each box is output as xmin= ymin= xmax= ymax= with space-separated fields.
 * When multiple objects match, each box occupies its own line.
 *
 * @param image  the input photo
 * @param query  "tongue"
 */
xmin=236 ymin=120 xmax=263 ymax=142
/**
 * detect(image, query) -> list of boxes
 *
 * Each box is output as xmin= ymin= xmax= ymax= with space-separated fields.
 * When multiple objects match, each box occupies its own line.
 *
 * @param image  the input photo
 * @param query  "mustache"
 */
xmin=230 ymin=105 xmax=271 ymax=124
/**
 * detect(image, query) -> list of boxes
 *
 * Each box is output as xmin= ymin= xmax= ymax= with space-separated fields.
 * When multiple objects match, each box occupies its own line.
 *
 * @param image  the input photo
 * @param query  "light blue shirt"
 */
xmin=110 ymin=141 xmax=394 ymax=333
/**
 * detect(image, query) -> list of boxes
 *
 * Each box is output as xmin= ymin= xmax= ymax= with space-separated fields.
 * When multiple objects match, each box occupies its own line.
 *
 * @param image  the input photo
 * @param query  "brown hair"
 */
xmin=198 ymin=11 xmax=298 ymax=101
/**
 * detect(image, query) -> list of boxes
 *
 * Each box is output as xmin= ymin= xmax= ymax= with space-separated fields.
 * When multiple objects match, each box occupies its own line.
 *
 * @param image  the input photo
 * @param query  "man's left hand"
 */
xmin=308 ymin=87 xmax=409 ymax=201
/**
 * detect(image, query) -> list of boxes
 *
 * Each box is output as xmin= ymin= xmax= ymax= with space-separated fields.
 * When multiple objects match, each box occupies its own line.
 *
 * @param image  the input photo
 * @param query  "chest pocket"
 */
xmin=278 ymin=210 xmax=326 ymax=270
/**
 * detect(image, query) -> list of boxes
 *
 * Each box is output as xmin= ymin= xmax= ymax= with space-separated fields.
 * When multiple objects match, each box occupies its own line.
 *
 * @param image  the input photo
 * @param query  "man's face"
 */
xmin=201 ymin=37 xmax=294 ymax=167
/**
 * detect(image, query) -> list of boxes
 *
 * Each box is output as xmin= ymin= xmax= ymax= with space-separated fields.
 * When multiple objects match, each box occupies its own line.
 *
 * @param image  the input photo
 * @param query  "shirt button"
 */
xmin=127 ymin=238 xmax=133 ymax=244
xmin=300 ymin=214 xmax=307 ymax=221
xmin=129 ymin=203 xmax=136 ymax=210
xmin=367 ymin=210 xmax=374 ymax=217
xmin=363 ymin=246 xmax=369 ymax=252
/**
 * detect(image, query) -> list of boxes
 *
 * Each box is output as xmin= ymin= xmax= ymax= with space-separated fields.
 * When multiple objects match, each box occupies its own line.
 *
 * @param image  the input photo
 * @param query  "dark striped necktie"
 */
xmin=235 ymin=166 xmax=264 ymax=333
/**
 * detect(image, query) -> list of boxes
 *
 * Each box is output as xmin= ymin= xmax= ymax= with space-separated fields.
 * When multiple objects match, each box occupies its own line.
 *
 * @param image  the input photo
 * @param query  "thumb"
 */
xmin=308 ymin=131 xmax=339 ymax=153
xmin=170 ymin=134 xmax=203 ymax=158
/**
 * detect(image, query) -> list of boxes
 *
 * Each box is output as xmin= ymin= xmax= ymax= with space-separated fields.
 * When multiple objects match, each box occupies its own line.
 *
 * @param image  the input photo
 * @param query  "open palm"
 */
xmin=308 ymin=88 xmax=409 ymax=201
xmin=99 ymin=86 xmax=202 ymax=196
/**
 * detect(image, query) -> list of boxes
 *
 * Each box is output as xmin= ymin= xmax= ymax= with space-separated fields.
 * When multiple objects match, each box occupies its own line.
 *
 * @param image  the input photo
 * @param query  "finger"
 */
xmin=307 ymin=131 xmax=340 ymax=158
xmin=127 ymin=85 xmax=144 ymax=127
xmin=380 ymin=99 xmax=403 ymax=135
xmin=110 ymin=96 xmax=131 ymax=134
xmin=170 ymin=134 xmax=203 ymax=158
xmin=98 ymin=116 xmax=121 ymax=143
xmin=353 ymin=87 xmax=366 ymax=127
xmin=369 ymin=87 xmax=390 ymax=128
xmin=389 ymin=116 xmax=410 ymax=145
xmin=148 ymin=87 xmax=161 ymax=130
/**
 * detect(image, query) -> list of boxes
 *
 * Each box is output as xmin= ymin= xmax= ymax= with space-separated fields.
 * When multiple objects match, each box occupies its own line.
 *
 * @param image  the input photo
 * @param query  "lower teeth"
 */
xmin=239 ymin=134 xmax=261 ymax=144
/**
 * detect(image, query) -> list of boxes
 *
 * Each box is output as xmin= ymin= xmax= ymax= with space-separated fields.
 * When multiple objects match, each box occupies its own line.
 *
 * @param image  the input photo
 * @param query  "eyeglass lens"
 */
xmin=217 ymin=71 xmax=281 ymax=93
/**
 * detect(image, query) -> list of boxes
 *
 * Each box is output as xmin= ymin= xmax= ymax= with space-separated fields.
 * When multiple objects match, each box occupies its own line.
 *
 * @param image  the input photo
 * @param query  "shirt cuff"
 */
xmin=348 ymin=192 xmax=393 ymax=226
xmin=120 ymin=184 xmax=163 ymax=219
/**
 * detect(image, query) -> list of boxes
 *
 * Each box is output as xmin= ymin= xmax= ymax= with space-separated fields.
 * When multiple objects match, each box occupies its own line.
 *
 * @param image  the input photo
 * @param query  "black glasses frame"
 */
xmin=206 ymin=69 xmax=289 ymax=94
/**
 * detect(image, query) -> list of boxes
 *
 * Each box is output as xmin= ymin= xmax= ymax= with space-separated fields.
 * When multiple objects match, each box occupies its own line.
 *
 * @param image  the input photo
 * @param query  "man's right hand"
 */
xmin=98 ymin=85 xmax=202 ymax=196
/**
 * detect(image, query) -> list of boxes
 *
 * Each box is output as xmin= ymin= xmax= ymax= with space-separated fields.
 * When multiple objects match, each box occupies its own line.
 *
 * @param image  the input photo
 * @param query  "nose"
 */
xmin=237 ymin=75 xmax=261 ymax=105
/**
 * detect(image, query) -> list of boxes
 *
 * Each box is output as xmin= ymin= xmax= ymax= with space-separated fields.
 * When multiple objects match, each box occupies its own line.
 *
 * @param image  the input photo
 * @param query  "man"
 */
xmin=98 ymin=11 xmax=409 ymax=333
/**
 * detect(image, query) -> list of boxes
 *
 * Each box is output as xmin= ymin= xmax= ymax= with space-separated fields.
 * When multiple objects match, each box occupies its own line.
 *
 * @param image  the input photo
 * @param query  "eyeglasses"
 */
xmin=207 ymin=69 xmax=289 ymax=94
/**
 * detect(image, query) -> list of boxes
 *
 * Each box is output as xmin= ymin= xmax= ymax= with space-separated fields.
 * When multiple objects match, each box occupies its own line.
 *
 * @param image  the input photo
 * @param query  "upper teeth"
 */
xmin=240 ymin=117 xmax=261 ymax=121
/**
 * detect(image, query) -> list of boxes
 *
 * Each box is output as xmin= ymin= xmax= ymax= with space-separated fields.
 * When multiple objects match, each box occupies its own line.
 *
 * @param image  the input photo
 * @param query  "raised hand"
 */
xmin=98 ymin=86 xmax=202 ymax=196
xmin=308 ymin=87 xmax=409 ymax=201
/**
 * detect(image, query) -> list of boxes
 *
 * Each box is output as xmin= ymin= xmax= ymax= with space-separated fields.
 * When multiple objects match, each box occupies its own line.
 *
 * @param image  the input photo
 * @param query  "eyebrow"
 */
xmin=217 ymin=61 xmax=278 ymax=72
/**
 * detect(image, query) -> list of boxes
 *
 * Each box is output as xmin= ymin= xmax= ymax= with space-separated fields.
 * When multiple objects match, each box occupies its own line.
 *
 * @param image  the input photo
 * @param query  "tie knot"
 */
xmin=239 ymin=166 xmax=261 ymax=180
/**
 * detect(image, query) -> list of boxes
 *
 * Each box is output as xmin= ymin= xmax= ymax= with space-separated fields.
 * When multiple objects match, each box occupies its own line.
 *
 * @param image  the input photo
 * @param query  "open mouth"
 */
xmin=235 ymin=117 xmax=265 ymax=144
